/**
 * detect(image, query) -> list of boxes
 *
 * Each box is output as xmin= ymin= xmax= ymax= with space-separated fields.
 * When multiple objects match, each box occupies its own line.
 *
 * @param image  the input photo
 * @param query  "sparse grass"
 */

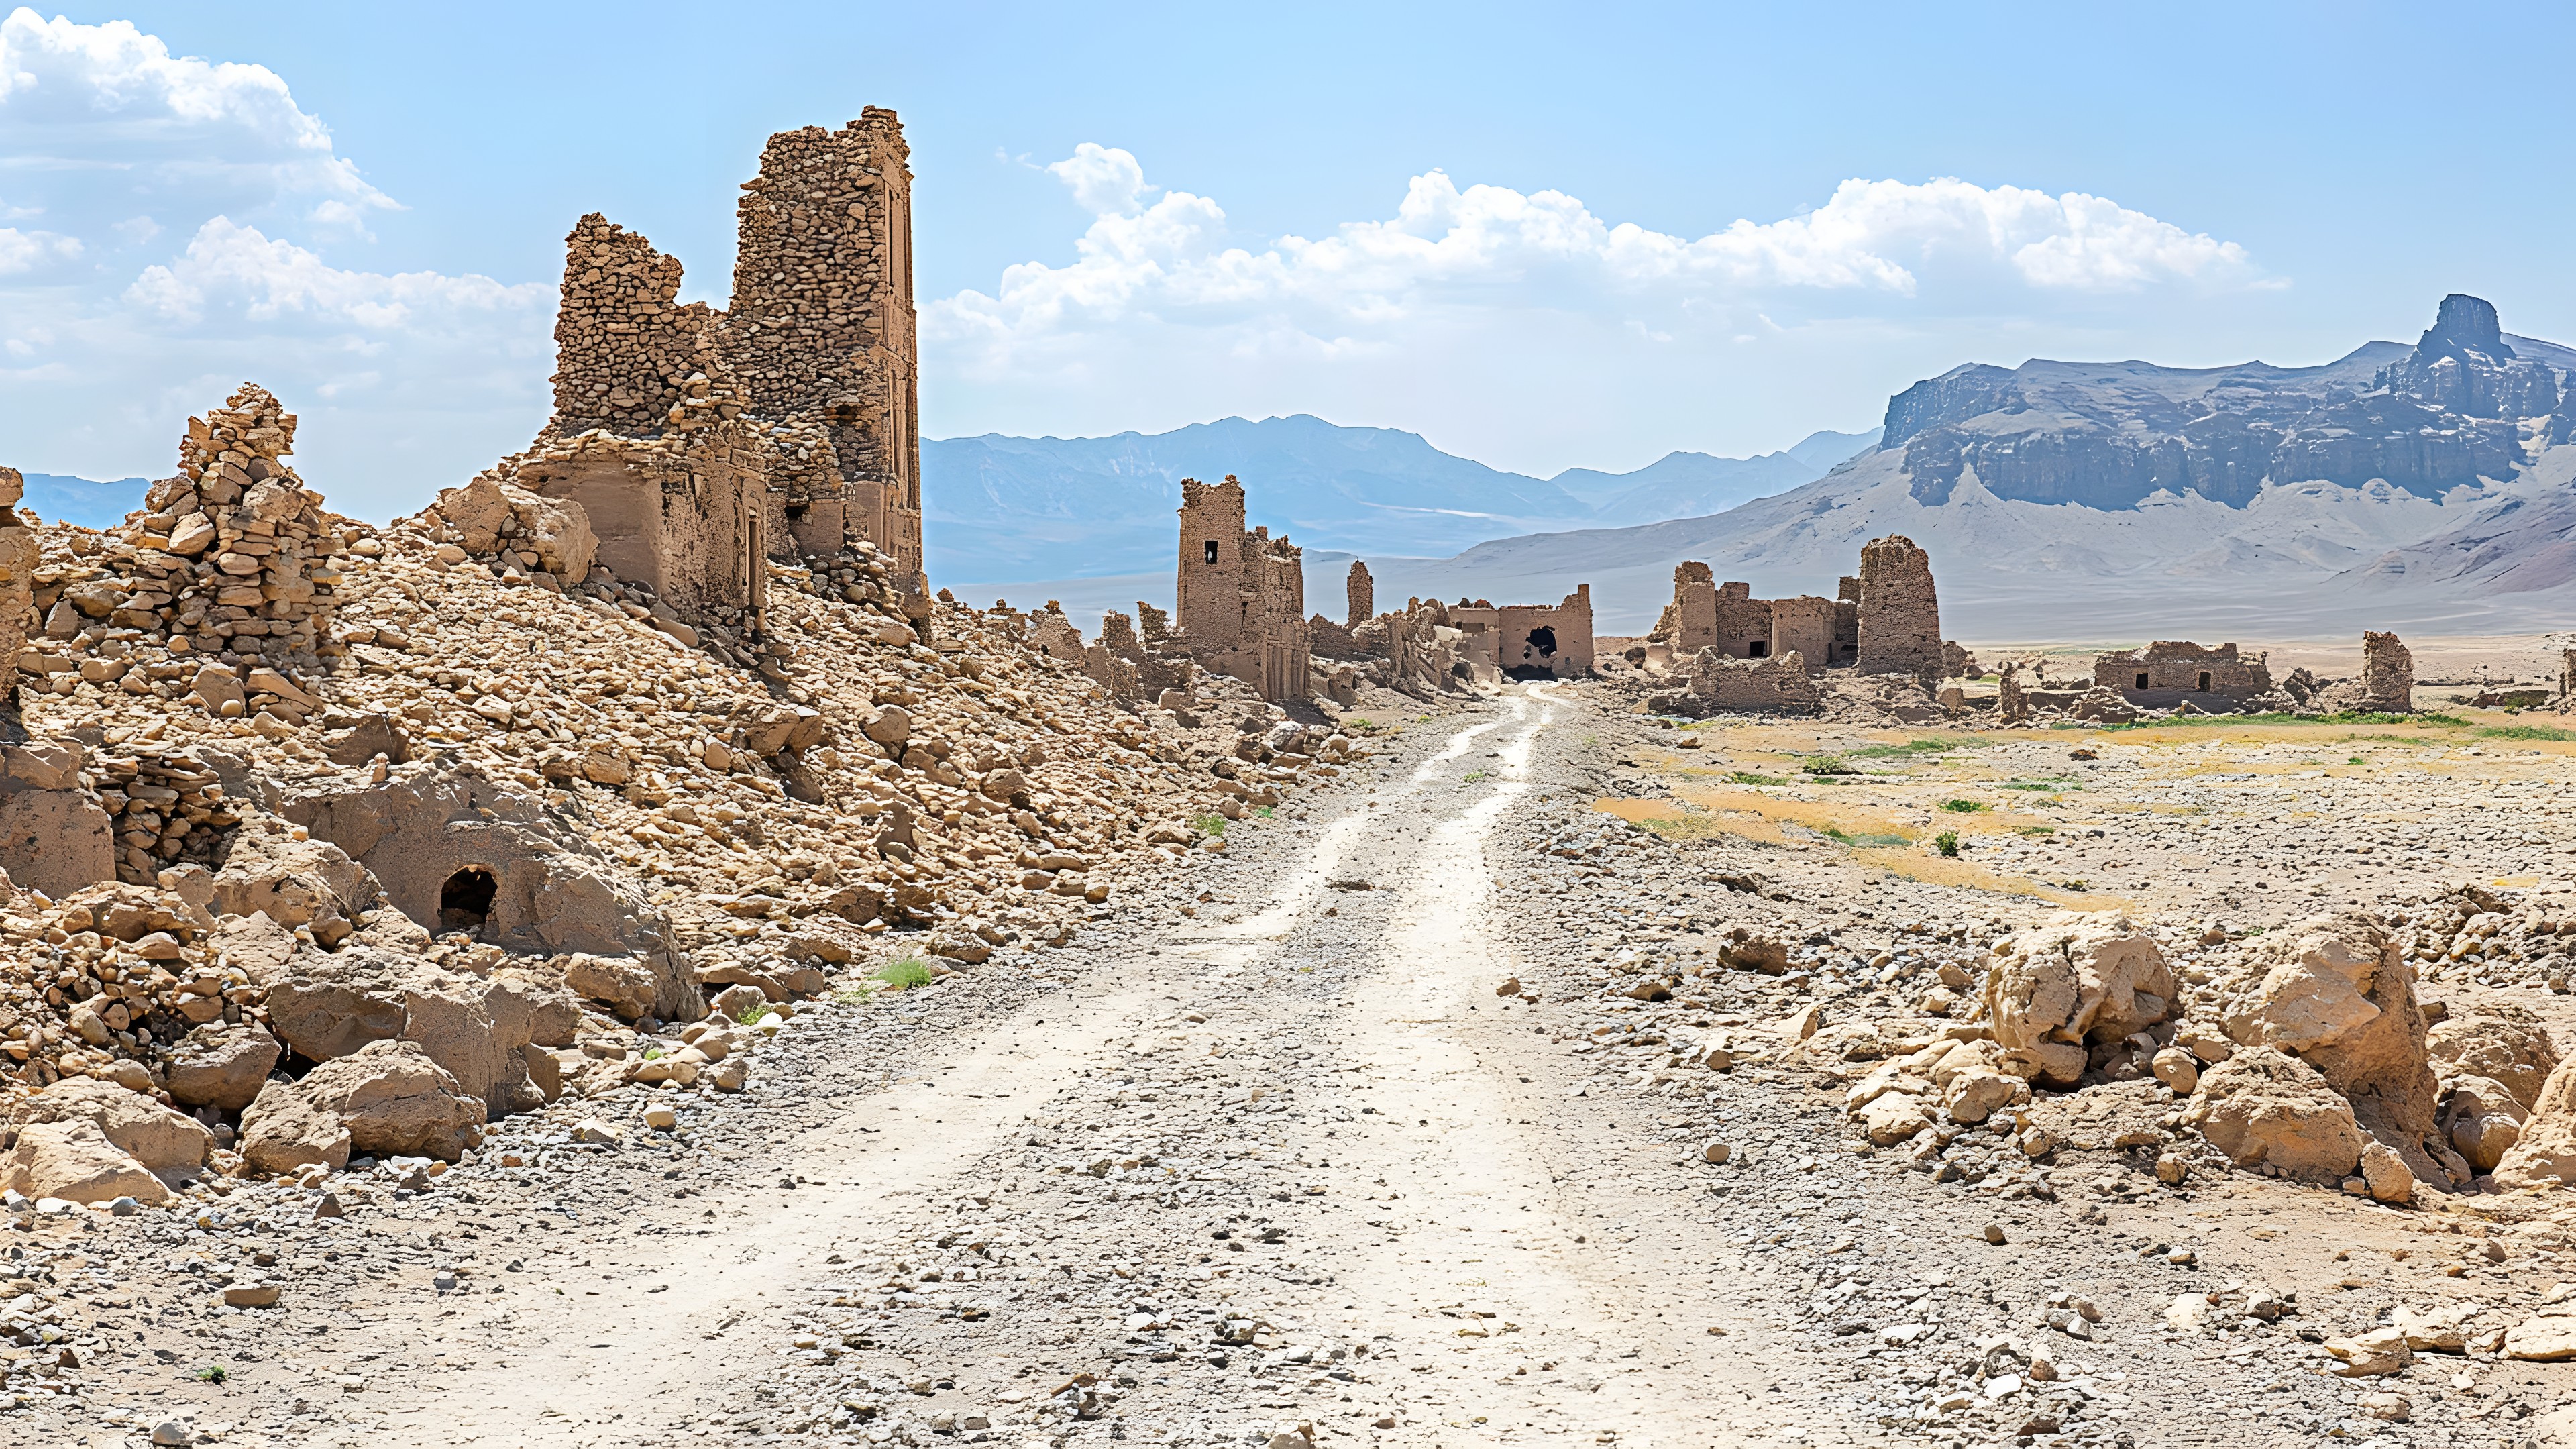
xmin=1462 ymin=770 xmax=1491 ymax=783
xmin=1849 ymin=737 xmax=1985 ymax=759
xmin=1254 ymin=805 xmax=1275 ymax=818
xmin=1998 ymin=779 xmax=2079 ymax=792
xmin=2479 ymin=724 xmax=2576 ymax=741
xmin=1728 ymin=771 xmax=1789 ymax=786
xmin=829 ymin=988 xmax=873 ymax=1006
xmin=2016 ymin=825 xmax=2056 ymax=836
xmin=2104 ymin=710 xmax=2465 ymax=731
xmin=195 ymin=1365 xmax=228 ymax=1384
xmin=871 ymin=954 xmax=934 ymax=991
xmin=1934 ymin=830 xmax=1960 ymax=857
xmin=1940 ymin=799 xmax=1987 ymax=814
xmin=2346 ymin=757 xmax=2364 ymax=765
xmin=1823 ymin=826 xmax=1909 ymax=847
xmin=1801 ymin=755 xmax=1860 ymax=777
xmin=1191 ymin=812 xmax=1227 ymax=836
xmin=733 ymin=998 xmax=773 ymax=1024
xmin=641 ymin=1045 xmax=666 ymax=1060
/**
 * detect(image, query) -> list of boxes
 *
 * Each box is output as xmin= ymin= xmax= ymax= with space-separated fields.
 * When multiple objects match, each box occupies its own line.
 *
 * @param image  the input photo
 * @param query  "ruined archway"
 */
xmin=439 ymin=865 xmax=498 ymax=936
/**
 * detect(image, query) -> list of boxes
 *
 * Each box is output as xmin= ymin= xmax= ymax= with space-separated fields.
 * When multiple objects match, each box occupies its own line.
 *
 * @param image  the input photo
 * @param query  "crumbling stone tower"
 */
xmin=1854 ymin=535 xmax=1943 ymax=684
xmin=1174 ymin=475 xmax=1311 ymax=702
xmin=723 ymin=112 xmax=922 ymax=576
xmin=511 ymin=111 xmax=922 ymax=631
xmin=1346 ymin=561 xmax=1373 ymax=628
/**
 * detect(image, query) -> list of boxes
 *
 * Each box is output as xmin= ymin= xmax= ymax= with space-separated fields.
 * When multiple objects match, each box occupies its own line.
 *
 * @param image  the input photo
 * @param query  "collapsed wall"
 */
xmin=2093 ymin=641 xmax=2274 ymax=704
xmin=1854 ymin=535 xmax=1943 ymax=683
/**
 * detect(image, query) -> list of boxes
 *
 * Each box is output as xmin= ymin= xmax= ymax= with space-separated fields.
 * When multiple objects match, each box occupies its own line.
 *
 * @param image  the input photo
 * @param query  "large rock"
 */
xmin=2181 ymin=1045 xmax=2366 ymax=1183
xmin=209 ymin=826 xmax=379 ymax=936
xmin=2428 ymin=1002 xmax=2559 ymax=1110
xmin=237 ymin=1079 xmax=352 ymax=1175
xmin=163 ymin=1023 xmax=284 ymax=1112
xmin=2440 ymin=1074 xmax=2526 ymax=1173
xmin=2491 ymin=1056 xmax=2576 ymax=1191
xmin=1982 ymin=913 xmax=2178 ymax=1086
xmin=426 ymin=476 xmax=596 ymax=580
xmin=564 ymin=952 xmax=659 ymax=1021
xmin=3 ymin=1119 xmax=167 ymax=1204
xmin=295 ymin=1040 xmax=486 ymax=1161
xmin=2222 ymin=914 xmax=2440 ymax=1173
xmin=0 ymin=773 xmax=117 ymax=897
xmin=9 ymin=1076 xmax=212 ymax=1178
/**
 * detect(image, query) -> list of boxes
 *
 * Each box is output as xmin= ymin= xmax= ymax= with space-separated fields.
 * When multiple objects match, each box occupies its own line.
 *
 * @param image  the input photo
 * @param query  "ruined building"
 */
xmin=2092 ymin=641 xmax=2274 ymax=706
xmin=1346 ymin=561 xmax=1373 ymax=629
xmin=488 ymin=111 xmax=922 ymax=630
xmin=1171 ymin=476 xmax=1311 ymax=702
xmin=1646 ymin=535 xmax=1944 ymax=682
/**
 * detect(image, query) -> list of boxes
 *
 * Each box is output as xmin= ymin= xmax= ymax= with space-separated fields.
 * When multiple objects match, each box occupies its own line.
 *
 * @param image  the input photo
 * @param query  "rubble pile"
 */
xmin=0 ymin=381 xmax=1376 ymax=1210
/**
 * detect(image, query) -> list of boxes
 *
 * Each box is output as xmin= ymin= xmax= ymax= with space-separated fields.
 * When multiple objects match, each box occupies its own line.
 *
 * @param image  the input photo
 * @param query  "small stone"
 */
xmin=2324 ymin=1326 xmax=2412 ymax=1377
xmin=571 ymin=1118 xmax=622 ymax=1146
xmin=1982 ymin=1222 xmax=2008 ymax=1245
xmin=1701 ymin=1141 xmax=1733 ymax=1165
xmin=2153 ymin=1154 xmax=2189 ymax=1186
xmin=313 ymin=1193 xmax=344 ymax=1220
xmin=222 ymin=1283 xmax=281 ymax=1308
xmin=2361 ymin=1391 xmax=2410 ymax=1421
xmin=644 ymin=1104 xmax=678 ymax=1130
xmin=1495 ymin=977 xmax=1522 ymax=997
xmin=150 ymin=1419 xmax=195 ymax=1446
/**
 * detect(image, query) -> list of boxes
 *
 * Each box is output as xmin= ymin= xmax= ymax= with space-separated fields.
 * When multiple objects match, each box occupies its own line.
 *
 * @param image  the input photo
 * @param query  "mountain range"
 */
xmin=1360 ymin=294 xmax=2576 ymax=639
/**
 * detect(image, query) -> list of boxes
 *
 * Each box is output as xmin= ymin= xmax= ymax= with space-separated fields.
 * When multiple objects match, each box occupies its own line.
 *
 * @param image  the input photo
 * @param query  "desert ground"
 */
xmin=11 ymin=641 xmax=2576 ymax=1449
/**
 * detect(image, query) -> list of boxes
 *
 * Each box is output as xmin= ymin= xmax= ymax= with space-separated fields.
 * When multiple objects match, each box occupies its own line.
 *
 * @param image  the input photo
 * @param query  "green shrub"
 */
xmin=1940 ymin=799 xmax=1986 ymax=813
xmin=1934 ymin=831 xmax=1960 ymax=857
xmin=1191 ymin=812 xmax=1227 ymax=836
xmin=871 ymin=954 xmax=933 ymax=991
xmin=1801 ymin=755 xmax=1860 ymax=776
xmin=1728 ymin=771 xmax=1788 ymax=786
xmin=2479 ymin=724 xmax=2576 ymax=741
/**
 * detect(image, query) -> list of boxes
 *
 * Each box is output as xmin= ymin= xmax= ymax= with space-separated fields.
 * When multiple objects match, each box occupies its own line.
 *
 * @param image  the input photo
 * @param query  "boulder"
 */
xmin=2491 ymin=1056 xmax=2576 ymax=1191
xmin=1856 ymin=1091 xmax=1932 ymax=1146
xmin=162 ymin=1023 xmax=283 ymax=1112
xmin=236 ymin=1080 xmax=352 ymax=1175
xmin=2440 ymin=1074 xmax=2526 ymax=1173
xmin=2222 ymin=914 xmax=2441 ymax=1172
xmin=295 ymin=1040 xmax=486 ymax=1161
xmin=1944 ymin=1068 xmax=2029 ymax=1126
xmin=319 ymin=712 xmax=412 ymax=767
xmin=2428 ymin=1002 xmax=2559 ymax=1110
xmin=2504 ymin=1313 xmax=2576 ymax=1362
xmin=426 ymin=476 xmax=596 ymax=579
xmin=564 ymin=952 xmax=659 ymax=1021
xmin=1984 ymin=914 xmax=2178 ymax=1079
xmin=2324 ymin=1327 xmax=2412 ymax=1377
xmin=3 ymin=1119 xmax=167 ymax=1205
xmin=2360 ymin=1141 xmax=2417 ymax=1205
xmin=209 ymin=828 xmax=378 ymax=934
xmin=0 ymin=784 xmax=118 ymax=897
xmin=10 ymin=1076 xmax=212 ymax=1177
xmin=2181 ymin=1045 xmax=2366 ymax=1183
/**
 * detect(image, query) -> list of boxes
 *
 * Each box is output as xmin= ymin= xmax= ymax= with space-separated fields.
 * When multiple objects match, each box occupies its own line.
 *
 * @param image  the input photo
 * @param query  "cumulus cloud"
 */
xmin=922 ymin=145 xmax=2271 ymax=473
xmin=0 ymin=11 xmax=547 ymax=517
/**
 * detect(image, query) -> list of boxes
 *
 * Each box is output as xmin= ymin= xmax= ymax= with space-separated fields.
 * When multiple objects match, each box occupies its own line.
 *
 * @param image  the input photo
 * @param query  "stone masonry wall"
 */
xmin=1346 ymin=561 xmax=1373 ymax=629
xmin=1855 ymin=535 xmax=1943 ymax=683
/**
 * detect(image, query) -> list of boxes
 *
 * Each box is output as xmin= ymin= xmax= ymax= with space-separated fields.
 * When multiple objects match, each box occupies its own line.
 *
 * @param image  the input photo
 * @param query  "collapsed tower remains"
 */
xmin=1854 ymin=535 xmax=1943 ymax=684
xmin=492 ymin=111 xmax=922 ymax=631
xmin=1645 ymin=535 xmax=1948 ymax=683
xmin=1172 ymin=476 xmax=1311 ymax=702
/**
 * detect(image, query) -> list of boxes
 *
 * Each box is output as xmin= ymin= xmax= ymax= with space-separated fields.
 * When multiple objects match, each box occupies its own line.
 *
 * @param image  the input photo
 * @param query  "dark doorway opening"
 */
xmin=2196 ymin=671 xmax=2212 ymax=692
xmin=1204 ymin=539 xmax=1220 ymax=565
xmin=1748 ymin=639 xmax=1770 ymax=658
xmin=1507 ymin=625 xmax=1560 ymax=682
xmin=785 ymin=502 xmax=810 ymax=522
xmin=2135 ymin=672 xmax=2150 ymax=690
xmin=1525 ymin=626 xmax=1558 ymax=659
xmin=439 ymin=867 xmax=497 ymax=936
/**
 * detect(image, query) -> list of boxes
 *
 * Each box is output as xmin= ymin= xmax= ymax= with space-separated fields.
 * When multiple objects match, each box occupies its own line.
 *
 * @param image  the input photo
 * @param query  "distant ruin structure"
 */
xmin=490 ymin=111 xmax=922 ymax=630
xmin=2092 ymin=641 xmax=2273 ymax=706
xmin=2318 ymin=631 xmax=2414 ymax=713
xmin=1645 ymin=535 xmax=1951 ymax=684
xmin=1346 ymin=561 xmax=1373 ymax=629
xmin=1171 ymin=475 xmax=1311 ymax=702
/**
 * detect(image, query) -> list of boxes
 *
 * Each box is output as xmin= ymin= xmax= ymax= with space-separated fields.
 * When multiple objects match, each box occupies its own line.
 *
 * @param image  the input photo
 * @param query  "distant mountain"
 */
xmin=15 ymin=472 xmax=149 ymax=529
xmin=1358 ymin=296 xmax=2576 ymax=639
xmin=923 ymin=414 xmax=1870 ymax=584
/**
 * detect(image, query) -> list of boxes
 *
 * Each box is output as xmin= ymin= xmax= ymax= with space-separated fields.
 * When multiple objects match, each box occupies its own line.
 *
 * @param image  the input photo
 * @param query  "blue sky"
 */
xmin=5 ymin=2 xmax=2574 ymax=519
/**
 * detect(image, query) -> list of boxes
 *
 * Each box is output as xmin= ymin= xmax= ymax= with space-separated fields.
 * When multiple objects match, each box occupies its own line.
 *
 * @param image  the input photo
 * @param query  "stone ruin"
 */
xmin=1636 ymin=535 xmax=1957 ymax=716
xmin=1170 ymin=474 xmax=1311 ymax=703
xmin=1346 ymin=560 xmax=1372 ymax=629
xmin=462 ymin=111 xmax=923 ymax=635
xmin=2092 ymin=641 xmax=2275 ymax=707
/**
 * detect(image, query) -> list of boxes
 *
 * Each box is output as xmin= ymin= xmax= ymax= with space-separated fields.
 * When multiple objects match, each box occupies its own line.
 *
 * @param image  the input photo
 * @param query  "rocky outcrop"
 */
xmin=2491 ymin=1057 xmax=2576 ymax=1192
xmin=2219 ymin=914 xmax=2442 ymax=1178
xmin=8 ymin=1076 xmax=213 ymax=1179
xmin=2182 ymin=1046 xmax=2367 ymax=1182
xmin=289 ymin=1040 xmax=487 ymax=1161
xmin=1983 ymin=914 xmax=2179 ymax=1088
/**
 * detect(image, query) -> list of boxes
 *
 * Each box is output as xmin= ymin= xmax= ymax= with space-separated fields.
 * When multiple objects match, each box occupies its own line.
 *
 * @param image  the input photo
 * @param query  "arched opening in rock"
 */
xmin=439 ymin=866 xmax=498 ymax=936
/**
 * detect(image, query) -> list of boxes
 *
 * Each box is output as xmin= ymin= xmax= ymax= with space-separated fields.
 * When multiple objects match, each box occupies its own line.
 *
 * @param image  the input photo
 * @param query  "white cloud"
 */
xmin=922 ymin=146 xmax=2272 ymax=474
xmin=0 ymin=13 xmax=547 ymax=517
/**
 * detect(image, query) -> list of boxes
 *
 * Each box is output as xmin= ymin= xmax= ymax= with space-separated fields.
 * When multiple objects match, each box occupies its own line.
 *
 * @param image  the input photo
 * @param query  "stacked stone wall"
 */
xmin=1855 ymin=535 xmax=1943 ymax=682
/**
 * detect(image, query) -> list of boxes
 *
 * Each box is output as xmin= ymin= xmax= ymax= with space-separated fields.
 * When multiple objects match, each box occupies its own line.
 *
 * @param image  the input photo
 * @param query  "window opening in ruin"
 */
xmin=1748 ymin=640 xmax=1769 ymax=658
xmin=439 ymin=867 xmax=498 ymax=936
xmin=1527 ymin=625 xmax=1558 ymax=659
xmin=2197 ymin=670 xmax=2212 ymax=692
xmin=785 ymin=503 xmax=809 ymax=522
xmin=2135 ymin=672 xmax=2150 ymax=690
xmin=1204 ymin=540 xmax=1220 ymax=566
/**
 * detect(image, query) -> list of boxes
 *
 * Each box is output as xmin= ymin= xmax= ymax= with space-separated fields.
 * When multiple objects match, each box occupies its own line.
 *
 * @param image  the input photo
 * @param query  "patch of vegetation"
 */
xmin=1934 ymin=830 xmax=1960 ymax=857
xmin=871 ymin=954 xmax=934 ymax=991
xmin=2346 ymin=757 xmax=2364 ymax=765
xmin=1822 ymin=826 xmax=1909 ymax=847
xmin=2104 ymin=710 xmax=2465 ymax=731
xmin=828 ymin=988 xmax=872 ymax=1006
xmin=1341 ymin=716 xmax=1380 ymax=735
xmin=2479 ymin=724 xmax=2576 ymax=742
xmin=2015 ymin=825 xmax=2056 ymax=836
xmin=1998 ymin=779 xmax=2079 ymax=792
xmin=1850 ymin=737 xmax=1986 ymax=758
xmin=733 ymin=998 xmax=774 ymax=1024
xmin=1801 ymin=755 xmax=1861 ymax=777
xmin=1191 ymin=812 xmax=1228 ymax=837
xmin=1940 ymin=799 xmax=1987 ymax=813
xmin=1254 ymin=805 xmax=1275 ymax=818
xmin=1462 ymin=770 xmax=1491 ymax=783
xmin=195 ymin=1365 xmax=228 ymax=1384
xmin=1727 ymin=771 xmax=1788 ymax=786
xmin=641 ymin=1045 xmax=666 ymax=1061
